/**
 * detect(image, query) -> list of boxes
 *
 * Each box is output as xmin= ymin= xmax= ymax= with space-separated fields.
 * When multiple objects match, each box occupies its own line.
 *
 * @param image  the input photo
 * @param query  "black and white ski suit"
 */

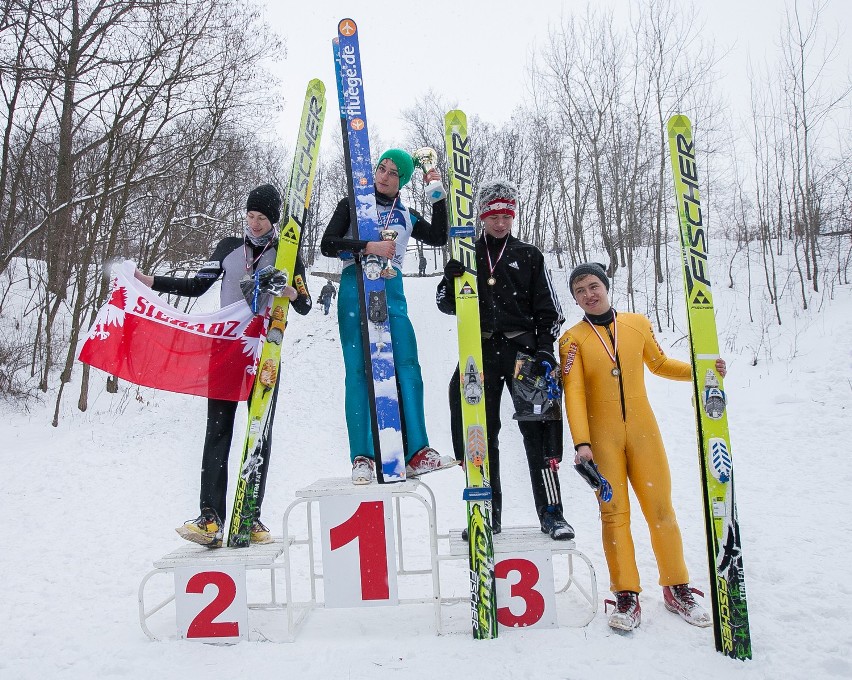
xmin=436 ymin=233 xmax=565 ymax=528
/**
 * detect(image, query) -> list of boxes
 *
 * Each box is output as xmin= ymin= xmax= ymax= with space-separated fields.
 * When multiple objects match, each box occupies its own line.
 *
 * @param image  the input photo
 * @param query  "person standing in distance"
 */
xmin=318 ymin=279 xmax=337 ymax=315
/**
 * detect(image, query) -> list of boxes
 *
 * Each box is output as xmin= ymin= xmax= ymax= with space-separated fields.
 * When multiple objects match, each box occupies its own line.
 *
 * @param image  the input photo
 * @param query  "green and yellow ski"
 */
xmin=445 ymin=109 xmax=497 ymax=639
xmin=228 ymin=79 xmax=326 ymax=547
xmin=668 ymin=114 xmax=751 ymax=659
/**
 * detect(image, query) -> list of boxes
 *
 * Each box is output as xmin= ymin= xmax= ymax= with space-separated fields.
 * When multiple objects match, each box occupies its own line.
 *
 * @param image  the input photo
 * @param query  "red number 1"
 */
xmin=329 ymin=500 xmax=389 ymax=600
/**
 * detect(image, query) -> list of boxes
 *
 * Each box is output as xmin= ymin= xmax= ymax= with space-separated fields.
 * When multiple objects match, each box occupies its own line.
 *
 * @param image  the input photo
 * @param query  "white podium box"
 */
xmin=138 ymin=539 xmax=288 ymax=642
xmin=440 ymin=526 xmax=598 ymax=629
xmin=281 ymin=477 xmax=441 ymax=640
xmin=138 ymin=478 xmax=598 ymax=643
xmin=174 ymin=563 xmax=248 ymax=642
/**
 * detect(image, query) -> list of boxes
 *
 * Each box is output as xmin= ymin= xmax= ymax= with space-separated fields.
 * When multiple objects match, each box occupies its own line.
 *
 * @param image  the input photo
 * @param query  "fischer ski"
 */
xmin=445 ymin=109 xmax=497 ymax=639
xmin=334 ymin=19 xmax=406 ymax=483
xmin=228 ymin=79 xmax=326 ymax=547
xmin=668 ymin=114 xmax=751 ymax=659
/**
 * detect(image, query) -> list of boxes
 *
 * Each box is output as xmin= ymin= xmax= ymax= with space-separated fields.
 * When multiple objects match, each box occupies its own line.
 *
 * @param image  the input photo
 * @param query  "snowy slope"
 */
xmin=1 ymin=254 xmax=850 ymax=680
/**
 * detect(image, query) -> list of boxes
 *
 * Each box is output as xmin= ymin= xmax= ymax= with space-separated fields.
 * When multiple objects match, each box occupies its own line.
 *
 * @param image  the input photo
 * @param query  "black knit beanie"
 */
xmin=246 ymin=184 xmax=281 ymax=225
xmin=569 ymin=262 xmax=610 ymax=297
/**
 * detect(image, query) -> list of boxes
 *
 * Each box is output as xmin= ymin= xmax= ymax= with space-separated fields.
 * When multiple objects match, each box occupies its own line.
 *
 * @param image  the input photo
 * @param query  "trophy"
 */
xmin=379 ymin=228 xmax=398 ymax=278
xmin=362 ymin=234 xmax=392 ymax=281
xmin=412 ymin=147 xmax=447 ymax=204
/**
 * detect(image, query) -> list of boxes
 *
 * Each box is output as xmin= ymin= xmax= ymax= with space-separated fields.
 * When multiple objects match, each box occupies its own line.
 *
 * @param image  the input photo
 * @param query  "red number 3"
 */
xmin=495 ymin=558 xmax=545 ymax=627
xmin=185 ymin=571 xmax=239 ymax=638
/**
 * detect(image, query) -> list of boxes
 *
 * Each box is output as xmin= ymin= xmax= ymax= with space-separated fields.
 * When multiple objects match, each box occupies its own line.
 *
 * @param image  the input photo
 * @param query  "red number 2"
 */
xmin=185 ymin=571 xmax=239 ymax=638
xmin=329 ymin=500 xmax=389 ymax=600
xmin=495 ymin=558 xmax=545 ymax=627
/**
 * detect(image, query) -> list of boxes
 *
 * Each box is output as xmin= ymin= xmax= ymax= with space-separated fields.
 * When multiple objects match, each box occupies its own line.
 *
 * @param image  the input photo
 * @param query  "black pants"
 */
xmin=449 ymin=334 xmax=564 ymax=528
xmin=199 ymin=381 xmax=279 ymax=521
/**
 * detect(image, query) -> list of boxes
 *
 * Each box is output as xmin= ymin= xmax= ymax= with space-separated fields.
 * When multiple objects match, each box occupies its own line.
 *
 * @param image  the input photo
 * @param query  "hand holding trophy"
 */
xmin=412 ymin=147 xmax=447 ymax=204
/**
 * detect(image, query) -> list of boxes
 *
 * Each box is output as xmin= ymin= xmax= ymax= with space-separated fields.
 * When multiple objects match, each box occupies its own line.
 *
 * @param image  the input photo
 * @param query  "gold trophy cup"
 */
xmin=379 ymin=228 xmax=398 ymax=278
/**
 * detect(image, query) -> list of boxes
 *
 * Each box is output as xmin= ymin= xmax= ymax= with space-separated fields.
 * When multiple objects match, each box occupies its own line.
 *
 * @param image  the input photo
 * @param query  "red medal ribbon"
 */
xmin=584 ymin=312 xmax=619 ymax=373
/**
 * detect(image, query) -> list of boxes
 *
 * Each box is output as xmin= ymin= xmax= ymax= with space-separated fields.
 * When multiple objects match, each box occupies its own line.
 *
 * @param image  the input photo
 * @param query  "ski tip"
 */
xmin=667 ymin=114 xmax=691 ymax=132
xmin=338 ymin=18 xmax=357 ymax=37
xmin=445 ymin=109 xmax=466 ymax=126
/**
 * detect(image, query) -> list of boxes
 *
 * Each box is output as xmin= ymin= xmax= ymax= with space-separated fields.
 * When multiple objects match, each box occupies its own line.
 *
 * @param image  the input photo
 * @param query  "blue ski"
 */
xmin=334 ymin=19 xmax=405 ymax=482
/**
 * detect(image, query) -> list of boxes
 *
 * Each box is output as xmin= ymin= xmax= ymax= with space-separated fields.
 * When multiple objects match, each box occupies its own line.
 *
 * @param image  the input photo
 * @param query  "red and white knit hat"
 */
xmin=477 ymin=179 xmax=519 ymax=219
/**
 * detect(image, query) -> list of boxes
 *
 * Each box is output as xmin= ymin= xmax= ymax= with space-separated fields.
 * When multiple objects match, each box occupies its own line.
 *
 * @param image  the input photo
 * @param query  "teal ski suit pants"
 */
xmin=338 ymin=265 xmax=429 ymax=462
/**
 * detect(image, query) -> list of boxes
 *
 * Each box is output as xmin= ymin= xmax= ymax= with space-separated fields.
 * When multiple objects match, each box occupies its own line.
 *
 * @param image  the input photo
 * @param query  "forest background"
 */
xmin=0 ymin=0 xmax=849 ymax=422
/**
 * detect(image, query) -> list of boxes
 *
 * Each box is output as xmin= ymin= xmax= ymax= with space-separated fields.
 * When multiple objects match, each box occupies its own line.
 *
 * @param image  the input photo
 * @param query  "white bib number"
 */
xmin=495 ymin=551 xmax=557 ymax=629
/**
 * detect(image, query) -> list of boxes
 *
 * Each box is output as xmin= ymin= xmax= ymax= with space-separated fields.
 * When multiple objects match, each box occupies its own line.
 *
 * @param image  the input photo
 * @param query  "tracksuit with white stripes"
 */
xmin=436 ymin=233 xmax=565 ymax=528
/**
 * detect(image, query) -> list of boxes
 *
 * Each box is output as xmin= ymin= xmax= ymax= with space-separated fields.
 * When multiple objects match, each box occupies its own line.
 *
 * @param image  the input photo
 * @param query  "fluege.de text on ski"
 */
xmin=340 ymin=45 xmax=364 ymax=119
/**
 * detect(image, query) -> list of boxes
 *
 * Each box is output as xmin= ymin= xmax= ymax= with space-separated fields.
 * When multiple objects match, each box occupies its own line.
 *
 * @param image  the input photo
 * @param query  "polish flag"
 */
xmin=77 ymin=260 xmax=264 ymax=401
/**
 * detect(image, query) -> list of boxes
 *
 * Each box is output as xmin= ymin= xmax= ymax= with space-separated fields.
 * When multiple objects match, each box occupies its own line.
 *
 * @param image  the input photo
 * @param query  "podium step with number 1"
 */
xmin=281 ymin=476 xmax=441 ymax=639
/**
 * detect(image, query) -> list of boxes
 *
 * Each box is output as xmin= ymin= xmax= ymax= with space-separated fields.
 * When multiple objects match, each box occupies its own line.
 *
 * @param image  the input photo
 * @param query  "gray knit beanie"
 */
xmin=569 ymin=262 xmax=610 ymax=297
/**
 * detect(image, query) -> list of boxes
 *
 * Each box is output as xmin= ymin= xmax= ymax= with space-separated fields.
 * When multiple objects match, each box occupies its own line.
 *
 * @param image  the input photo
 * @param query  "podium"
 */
xmin=281 ymin=477 xmax=441 ymax=639
xmin=138 ymin=477 xmax=597 ymax=642
xmin=138 ymin=540 xmax=288 ymax=642
xmin=442 ymin=527 xmax=598 ymax=628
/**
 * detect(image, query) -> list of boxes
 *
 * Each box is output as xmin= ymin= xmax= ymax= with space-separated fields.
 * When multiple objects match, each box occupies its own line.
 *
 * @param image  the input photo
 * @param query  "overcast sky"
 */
xmin=264 ymin=0 xmax=850 ymax=151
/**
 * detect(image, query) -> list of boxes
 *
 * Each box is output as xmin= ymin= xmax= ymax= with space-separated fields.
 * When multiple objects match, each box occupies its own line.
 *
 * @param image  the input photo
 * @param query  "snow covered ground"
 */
xmin=1 ymin=248 xmax=850 ymax=679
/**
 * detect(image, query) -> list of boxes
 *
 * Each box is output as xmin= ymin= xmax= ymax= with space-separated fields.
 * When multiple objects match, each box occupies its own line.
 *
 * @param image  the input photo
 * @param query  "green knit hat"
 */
xmin=377 ymin=148 xmax=414 ymax=189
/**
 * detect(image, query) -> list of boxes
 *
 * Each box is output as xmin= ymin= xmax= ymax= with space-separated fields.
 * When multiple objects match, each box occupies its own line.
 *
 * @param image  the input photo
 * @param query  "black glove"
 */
xmin=574 ymin=459 xmax=613 ymax=502
xmin=240 ymin=266 xmax=288 ymax=312
xmin=443 ymin=259 xmax=465 ymax=279
xmin=256 ymin=265 xmax=288 ymax=294
xmin=533 ymin=349 xmax=557 ymax=378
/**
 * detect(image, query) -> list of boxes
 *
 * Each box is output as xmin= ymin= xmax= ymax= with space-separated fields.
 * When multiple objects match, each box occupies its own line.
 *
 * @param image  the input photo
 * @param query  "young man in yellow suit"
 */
xmin=559 ymin=263 xmax=725 ymax=632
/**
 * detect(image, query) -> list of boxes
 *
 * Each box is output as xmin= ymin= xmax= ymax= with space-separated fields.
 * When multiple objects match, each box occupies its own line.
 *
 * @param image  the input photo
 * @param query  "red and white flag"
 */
xmin=77 ymin=260 xmax=265 ymax=401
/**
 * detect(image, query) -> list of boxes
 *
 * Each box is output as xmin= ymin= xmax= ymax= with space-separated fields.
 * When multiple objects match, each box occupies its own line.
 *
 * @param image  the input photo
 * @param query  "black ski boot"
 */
xmin=540 ymin=506 xmax=574 ymax=540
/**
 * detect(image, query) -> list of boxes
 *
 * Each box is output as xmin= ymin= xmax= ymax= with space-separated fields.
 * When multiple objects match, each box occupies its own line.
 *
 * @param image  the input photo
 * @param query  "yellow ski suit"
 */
xmin=559 ymin=312 xmax=692 ymax=593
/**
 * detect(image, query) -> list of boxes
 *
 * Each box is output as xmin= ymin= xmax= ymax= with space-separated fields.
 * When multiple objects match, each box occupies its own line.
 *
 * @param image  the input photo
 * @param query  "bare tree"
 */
xmin=0 ymin=0 xmax=288 ymax=418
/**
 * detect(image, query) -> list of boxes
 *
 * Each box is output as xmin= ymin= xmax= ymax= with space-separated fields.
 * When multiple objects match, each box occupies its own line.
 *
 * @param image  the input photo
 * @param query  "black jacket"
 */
xmin=318 ymin=282 xmax=336 ymax=302
xmin=320 ymin=193 xmax=448 ymax=257
xmin=436 ymin=234 xmax=564 ymax=350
